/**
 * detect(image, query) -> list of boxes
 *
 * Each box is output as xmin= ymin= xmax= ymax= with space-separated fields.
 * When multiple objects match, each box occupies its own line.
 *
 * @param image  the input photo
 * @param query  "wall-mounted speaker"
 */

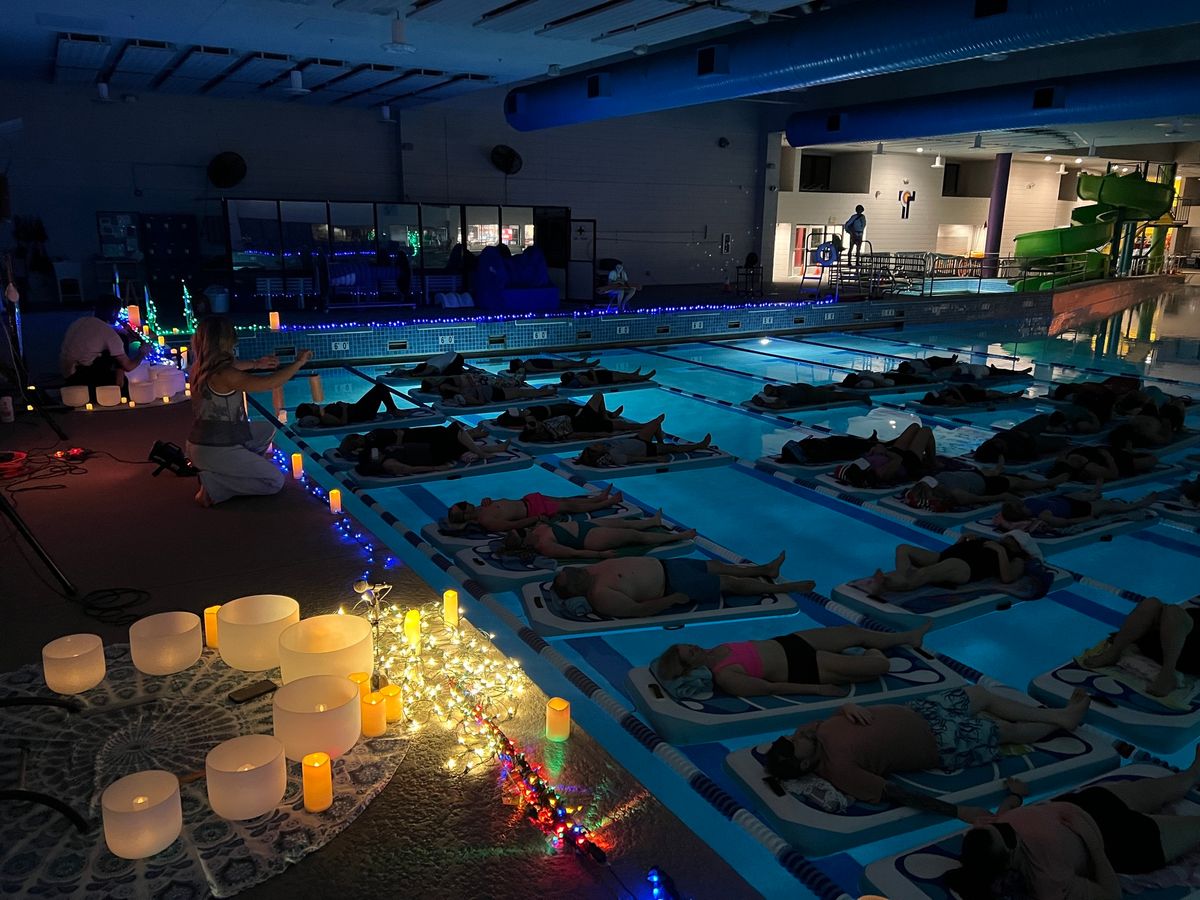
xmin=207 ymin=152 xmax=247 ymax=190
xmin=489 ymin=145 xmax=523 ymax=176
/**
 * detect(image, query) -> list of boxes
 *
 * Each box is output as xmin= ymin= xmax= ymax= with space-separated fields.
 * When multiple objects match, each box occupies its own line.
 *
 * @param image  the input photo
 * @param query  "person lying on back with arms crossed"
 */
xmin=446 ymin=486 xmax=623 ymax=532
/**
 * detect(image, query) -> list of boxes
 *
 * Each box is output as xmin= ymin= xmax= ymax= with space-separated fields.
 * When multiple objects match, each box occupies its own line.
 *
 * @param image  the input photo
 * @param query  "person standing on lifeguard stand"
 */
xmin=844 ymin=205 xmax=867 ymax=265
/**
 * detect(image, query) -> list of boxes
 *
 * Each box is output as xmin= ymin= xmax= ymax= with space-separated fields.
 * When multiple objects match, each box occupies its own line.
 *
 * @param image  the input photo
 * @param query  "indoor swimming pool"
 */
xmin=249 ymin=286 xmax=1200 ymax=900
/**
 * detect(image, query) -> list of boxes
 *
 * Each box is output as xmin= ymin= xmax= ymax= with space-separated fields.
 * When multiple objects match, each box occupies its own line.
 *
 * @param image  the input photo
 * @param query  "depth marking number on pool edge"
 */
xmin=439 ymin=335 xmax=455 ymax=345
xmin=331 ymin=340 xmax=350 ymax=351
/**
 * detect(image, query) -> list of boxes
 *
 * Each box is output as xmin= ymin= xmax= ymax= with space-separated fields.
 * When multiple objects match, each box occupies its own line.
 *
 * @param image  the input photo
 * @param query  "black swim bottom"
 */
xmin=1059 ymin=786 xmax=1165 ymax=873
xmin=772 ymin=634 xmax=820 ymax=684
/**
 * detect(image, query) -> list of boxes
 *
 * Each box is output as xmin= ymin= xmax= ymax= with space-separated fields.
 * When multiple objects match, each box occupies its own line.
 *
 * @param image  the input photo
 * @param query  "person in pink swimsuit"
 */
xmin=446 ymin=486 xmax=623 ymax=532
xmin=652 ymin=622 xmax=932 ymax=697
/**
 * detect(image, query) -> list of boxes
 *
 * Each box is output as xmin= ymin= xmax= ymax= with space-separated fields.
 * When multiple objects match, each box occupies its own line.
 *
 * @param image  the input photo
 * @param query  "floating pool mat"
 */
xmin=418 ymin=497 xmax=646 ymax=555
xmin=726 ymin=685 xmax=1117 ymax=856
xmin=341 ymin=446 xmax=533 ymax=488
xmin=626 ymin=646 xmax=962 ymax=744
xmin=739 ymin=394 xmax=868 ymax=414
xmin=289 ymin=406 xmax=441 ymax=437
xmin=875 ymin=474 xmax=1061 ymax=526
xmin=557 ymin=444 xmax=733 ymax=480
xmin=1029 ymin=597 xmax=1200 ymax=753
xmin=963 ymin=508 xmax=1157 ymax=553
xmin=862 ymin=763 xmax=1200 ymax=900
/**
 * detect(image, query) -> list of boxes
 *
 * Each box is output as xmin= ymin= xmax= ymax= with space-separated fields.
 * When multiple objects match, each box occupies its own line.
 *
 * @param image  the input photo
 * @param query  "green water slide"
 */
xmin=1012 ymin=172 xmax=1175 ymax=291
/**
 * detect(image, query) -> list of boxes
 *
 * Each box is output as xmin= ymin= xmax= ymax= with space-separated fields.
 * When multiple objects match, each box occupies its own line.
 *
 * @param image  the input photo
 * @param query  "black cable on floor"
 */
xmin=74 ymin=587 xmax=152 ymax=626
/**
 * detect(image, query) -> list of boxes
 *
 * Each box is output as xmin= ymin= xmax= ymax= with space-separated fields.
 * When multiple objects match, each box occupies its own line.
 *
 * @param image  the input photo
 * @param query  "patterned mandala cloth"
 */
xmin=0 ymin=644 xmax=410 ymax=898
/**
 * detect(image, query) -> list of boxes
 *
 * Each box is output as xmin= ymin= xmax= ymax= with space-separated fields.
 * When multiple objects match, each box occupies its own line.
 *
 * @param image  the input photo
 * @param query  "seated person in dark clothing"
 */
xmin=508 ymin=357 xmax=598 ymax=373
xmin=518 ymin=393 xmax=645 ymax=443
xmin=779 ymin=432 xmax=883 ymax=465
xmin=750 ymin=382 xmax=861 ymax=409
xmin=919 ymin=384 xmax=1023 ymax=406
xmin=560 ymin=367 xmax=656 ymax=388
xmin=833 ymin=424 xmax=937 ymax=488
xmin=867 ymin=532 xmax=1040 ymax=593
xmin=841 ymin=370 xmax=932 ymax=389
xmin=1045 ymin=445 xmax=1159 ymax=482
xmin=387 ymin=350 xmax=466 ymax=379
xmin=1082 ymin=595 xmax=1200 ymax=696
xmin=346 ymin=423 xmax=508 ymax=477
xmin=295 ymin=384 xmax=414 ymax=428
xmin=59 ymin=294 xmax=149 ymax=394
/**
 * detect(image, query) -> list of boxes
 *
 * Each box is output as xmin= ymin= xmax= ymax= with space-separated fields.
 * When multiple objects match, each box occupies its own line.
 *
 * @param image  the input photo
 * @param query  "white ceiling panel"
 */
xmin=596 ymin=5 xmax=743 ymax=46
xmin=331 ymin=0 xmax=402 ymax=13
xmin=474 ymin=1 xmax=605 ymax=33
xmin=110 ymin=40 xmax=177 ymax=89
xmin=206 ymin=52 xmax=293 ymax=96
xmin=157 ymin=46 xmax=239 ymax=93
xmin=54 ymin=34 xmax=112 ymax=84
xmin=535 ymin=0 xmax=689 ymax=39
xmin=339 ymin=68 xmax=448 ymax=105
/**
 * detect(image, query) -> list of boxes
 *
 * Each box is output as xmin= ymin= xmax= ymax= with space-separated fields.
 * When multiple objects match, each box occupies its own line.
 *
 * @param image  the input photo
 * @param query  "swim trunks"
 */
xmin=660 ymin=558 xmax=721 ymax=605
xmin=523 ymin=493 xmax=560 ymax=518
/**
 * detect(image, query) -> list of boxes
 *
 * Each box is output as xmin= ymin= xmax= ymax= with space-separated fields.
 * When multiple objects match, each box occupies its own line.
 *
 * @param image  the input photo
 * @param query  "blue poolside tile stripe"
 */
xmin=1128 ymin=527 xmax=1200 ymax=558
xmin=1046 ymin=589 xmax=1126 ymax=628
xmin=704 ymin=339 xmax=862 ymax=374
xmin=633 ymin=344 xmax=785 ymax=384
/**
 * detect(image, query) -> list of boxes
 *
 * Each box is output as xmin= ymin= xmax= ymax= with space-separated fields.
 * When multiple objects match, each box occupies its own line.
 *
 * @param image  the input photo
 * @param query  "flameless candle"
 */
xmin=403 ymin=610 xmax=421 ymax=648
xmin=361 ymin=692 xmax=386 ymax=737
xmin=157 ymin=335 xmax=166 ymax=346
xmin=161 ymin=395 xmax=170 ymax=404
xmin=101 ymin=770 xmax=182 ymax=859
xmin=42 ymin=633 xmax=106 ymax=694
xmin=184 ymin=388 xmax=191 ymax=398
xmin=128 ymin=401 xmax=136 ymax=408
xmin=268 ymin=311 xmax=281 ymax=331
xmin=328 ymin=489 xmax=342 ymax=515
xmin=290 ymin=452 xmax=304 ymax=480
xmin=204 ymin=606 xmax=221 ymax=649
xmin=85 ymin=402 xmax=93 ymax=411
xmin=443 ymin=590 xmax=459 ymax=629
xmin=302 ymin=752 xmax=333 ymax=813
xmin=205 ymin=734 xmax=286 ymax=821
xmin=348 ymin=671 xmax=370 ymax=698
xmin=546 ymin=697 xmax=571 ymax=742
xmin=129 ymin=612 xmax=202 ymax=676
xmin=141 ymin=325 xmax=150 ymax=335
xmin=309 ymin=374 xmax=325 ymax=403
xmin=180 ymin=347 xmax=188 ymax=368
xmin=218 ymin=595 xmax=300 ymax=672
xmin=380 ymin=684 xmax=401 ymax=722
xmin=127 ymin=305 xmax=141 ymax=330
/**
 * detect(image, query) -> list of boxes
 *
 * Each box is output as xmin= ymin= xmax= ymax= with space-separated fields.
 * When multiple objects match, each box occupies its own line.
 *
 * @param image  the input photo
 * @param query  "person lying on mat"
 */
xmin=762 ymin=685 xmax=1091 ymax=821
xmin=972 ymin=418 xmax=1074 ymax=464
xmin=500 ymin=511 xmax=696 ymax=560
xmin=338 ymin=422 xmax=490 ymax=459
xmin=918 ymin=385 xmax=1024 ymax=407
xmin=559 ymin=367 xmax=656 ymax=389
xmin=1080 ymin=595 xmax=1200 ymax=697
xmin=507 ymin=357 xmax=599 ymax=373
xmin=518 ymin=393 xmax=645 ymax=443
xmin=387 ymin=350 xmax=466 ymax=379
xmin=1108 ymin=399 xmax=1187 ymax=449
xmin=436 ymin=376 xmax=557 ymax=406
xmin=1178 ymin=476 xmax=1200 ymax=507
xmin=866 ymin=531 xmax=1042 ymax=594
xmin=447 ymin=486 xmax=623 ymax=532
xmin=903 ymin=470 xmax=1067 ymax=513
xmin=343 ymin=423 xmax=508 ymax=477
xmin=1044 ymin=445 xmax=1159 ymax=483
xmin=1043 ymin=404 xmax=1103 ymax=435
xmin=576 ymin=415 xmax=712 ymax=468
xmin=840 ymin=370 xmax=933 ymax=389
xmin=896 ymin=355 xmax=959 ymax=376
xmin=651 ymin=621 xmax=931 ymax=698
xmin=947 ymin=748 xmax=1200 ymax=900
xmin=1113 ymin=384 xmax=1188 ymax=417
xmin=833 ymin=423 xmax=937 ymax=488
xmin=294 ymin=384 xmax=415 ymax=428
xmin=777 ymin=432 xmax=890 ymax=465
xmin=750 ymin=383 xmax=861 ymax=409
xmin=550 ymin=552 xmax=814 ymax=619
xmin=994 ymin=484 xmax=1162 ymax=532
xmin=943 ymin=363 xmax=1032 ymax=382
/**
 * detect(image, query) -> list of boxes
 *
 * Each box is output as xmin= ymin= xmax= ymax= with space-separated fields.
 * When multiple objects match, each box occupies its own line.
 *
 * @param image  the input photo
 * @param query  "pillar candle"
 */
xmin=348 ymin=671 xmax=370 ymax=699
xmin=127 ymin=305 xmax=141 ymax=330
xmin=291 ymin=453 xmax=304 ymax=479
xmin=301 ymin=752 xmax=333 ymax=813
xmin=268 ymin=311 xmax=281 ymax=331
xmin=379 ymin=684 xmax=402 ymax=722
xmin=142 ymin=325 xmax=150 ymax=336
xmin=403 ymin=610 xmax=420 ymax=648
xmin=309 ymin=374 xmax=324 ymax=404
xmin=443 ymin=590 xmax=459 ymax=629
xmin=361 ymin=692 xmax=386 ymax=737
xmin=546 ymin=697 xmax=571 ymax=742
xmin=328 ymin=489 xmax=342 ymax=515
xmin=204 ymin=606 xmax=221 ymax=649
xmin=157 ymin=335 xmax=166 ymax=346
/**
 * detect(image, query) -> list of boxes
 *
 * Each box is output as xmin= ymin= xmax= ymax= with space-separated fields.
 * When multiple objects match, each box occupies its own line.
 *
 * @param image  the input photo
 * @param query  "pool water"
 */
xmin=253 ymin=285 xmax=1200 ymax=900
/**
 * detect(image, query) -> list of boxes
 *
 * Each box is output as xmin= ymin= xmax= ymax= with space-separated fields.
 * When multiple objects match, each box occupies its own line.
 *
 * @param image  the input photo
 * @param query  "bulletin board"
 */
xmin=97 ymin=211 xmax=140 ymax=259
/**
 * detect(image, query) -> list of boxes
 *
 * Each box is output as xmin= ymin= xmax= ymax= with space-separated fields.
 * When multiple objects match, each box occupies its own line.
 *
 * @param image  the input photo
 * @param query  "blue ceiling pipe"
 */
xmin=784 ymin=63 xmax=1200 ymax=146
xmin=503 ymin=1 xmax=1200 ymax=131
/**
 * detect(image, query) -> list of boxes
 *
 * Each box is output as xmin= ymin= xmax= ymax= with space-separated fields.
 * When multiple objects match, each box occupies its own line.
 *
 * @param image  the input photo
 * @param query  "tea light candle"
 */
xmin=161 ymin=395 xmax=170 ymax=404
xmin=121 ymin=397 xmax=129 ymax=404
xmin=361 ymin=692 xmax=386 ymax=737
xmin=184 ymin=388 xmax=191 ymax=398
xmin=101 ymin=770 xmax=182 ymax=859
xmin=443 ymin=589 xmax=459 ymax=629
xmin=205 ymin=734 xmax=286 ymax=821
xmin=328 ymin=489 xmax=342 ymax=515
xmin=157 ymin=335 xmax=166 ymax=347
xmin=42 ymin=633 xmax=106 ymax=694
xmin=204 ymin=605 xmax=221 ymax=649
xmin=380 ymin=684 xmax=402 ymax=722
xmin=309 ymin=374 xmax=325 ymax=403
xmin=85 ymin=402 xmax=93 ymax=411
xmin=302 ymin=752 xmax=333 ymax=813
xmin=403 ymin=610 xmax=421 ymax=648
xmin=180 ymin=347 xmax=188 ymax=368
xmin=129 ymin=612 xmax=202 ymax=676
xmin=142 ymin=325 xmax=150 ymax=336
xmin=128 ymin=401 xmax=136 ymax=408
xmin=127 ymin=305 xmax=141 ymax=330
xmin=290 ymin=453 xmax=304 ymax=480
xmin=546 ymin=697 xmax=571 ymax=742
xmin=348 ymin=671 xmax=370 ymax=698
xmin=268 ymin=311 xmax=281 ymax=331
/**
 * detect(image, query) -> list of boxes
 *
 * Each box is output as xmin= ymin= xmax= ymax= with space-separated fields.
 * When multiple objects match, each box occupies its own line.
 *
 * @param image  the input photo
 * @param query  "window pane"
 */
xmin=377 ymin=203 xmax=421 ymax=269
xmin=228 ymin=200 xmax=281 ymax=271
xmin=329 ymin=202 xmax=376 ymax=258
xmin=501 ymin=206 xmax=534 ymax=252
xmin=420 ymin=205 xmax=462 ymax=270
xmin=465 ymin=205 xmax=499 ymax=253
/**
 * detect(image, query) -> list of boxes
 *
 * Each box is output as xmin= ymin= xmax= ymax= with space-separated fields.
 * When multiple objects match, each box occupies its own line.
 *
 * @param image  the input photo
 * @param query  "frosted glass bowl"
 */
xmin=273 ymin=675 xmax=361 ymax=762
xmin=218 ymin=595 xmax=299 ymax=672
xmin=278 ymin=615 xmax=373 ymax=684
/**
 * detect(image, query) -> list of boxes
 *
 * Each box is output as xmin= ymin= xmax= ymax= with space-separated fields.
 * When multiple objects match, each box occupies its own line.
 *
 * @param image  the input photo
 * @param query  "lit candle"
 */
xmin=443 ymin=590 xmax=459 ymax=629
xmin=204 ymin=605 xmax=221 ymax=649
xmin=291 ymin=453 xmax=304 ymax=480
xmin=380 ymin=684 xmax=402 ymax=722
xmin=142 ymin=325 xmax=150 ymax=336
xmin=184 ymin=389 xmax=191 ymax=398
xmin=328 ymin=489 xmax=342 ymax=515
xmin=161 ymin=395 xmax=170 ymax=404
xmin=301 ymin=752 xmax=333 ymax=813
xmin=128 ymin=401 xmax=136 ymax=408
xmin=403 ymin=610 xmax=421 ymax=648
xmin=269 ymin=311 xmax=281 ymax=331
xmin=157 ymin=335 xmax=166 ymax=346
xmin=127 ymin=305 xmax=141 ymax=330
xmin=546 ymin=697 xmax=571 ymax=742
xmin=180 ymin=347 xmax=188 ymax=368
xmin=309 ymin=374 xmax=325 ymax=403
xmin=361 ymin=692 xmax=386 ymax=737
xmin=85 ymin=402 xmax=94 ymax=411
xmin=348 ymin=671 xmax=370 ymax=699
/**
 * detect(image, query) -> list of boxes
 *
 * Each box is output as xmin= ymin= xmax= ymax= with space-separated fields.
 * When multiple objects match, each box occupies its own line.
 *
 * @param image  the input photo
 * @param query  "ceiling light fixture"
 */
xmin=632 ymin=44 xmax=649 ymax=56
xmin=1043 ymin=155 xmax=1053 ymax=161
xmin=972 ymin=133 xmax=983 ymax=149
xmin=379 ymin=105 xmax=396 ymax=124
xmin=875 ymin=142 xmax=885 ymax=155
xmin=982 ymin=52 xmax=1008 ymax=62
xmin=94 ymin=82 xmax=113 ymax=103
xmin=382 ymin=11 xmax=416 ymax=54
xmin=930 ymin=154 xmax=945 ymax=169
xmin=284 ymin=70 xmax=310 ymax=96
xmin=1074 ymin=157 xmax=1083 ymax=164
xmin=915 ymin=147 xmax=924 ymax=153
xmin=1121 ymin=166 xmax=1130 ymax=172
xmin=547 ymin=64 xmax=561 ymax=77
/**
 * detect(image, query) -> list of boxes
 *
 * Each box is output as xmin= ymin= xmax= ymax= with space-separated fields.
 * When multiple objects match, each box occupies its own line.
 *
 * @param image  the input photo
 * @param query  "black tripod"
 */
xmin=0 ymin=491 xmax=77 ymax=597
xmin=0 ymin=292 xmax=67 ymax=441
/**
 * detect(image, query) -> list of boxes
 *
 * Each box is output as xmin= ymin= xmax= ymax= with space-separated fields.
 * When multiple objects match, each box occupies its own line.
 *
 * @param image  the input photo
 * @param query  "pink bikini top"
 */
xmin=709 ymin=642 xmax=765 ymax=679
